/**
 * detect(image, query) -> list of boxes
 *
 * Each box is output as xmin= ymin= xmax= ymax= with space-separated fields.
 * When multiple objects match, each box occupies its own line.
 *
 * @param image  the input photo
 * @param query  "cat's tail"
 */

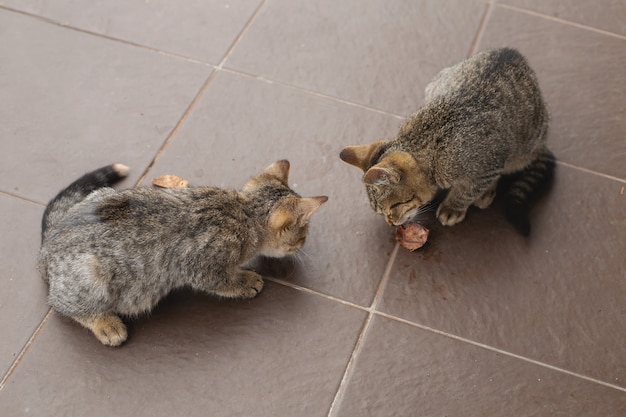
xmin=41 ymin=164 xmax=129 ymax=242
xmin=502 ymin=148 xmax=556 ymax=236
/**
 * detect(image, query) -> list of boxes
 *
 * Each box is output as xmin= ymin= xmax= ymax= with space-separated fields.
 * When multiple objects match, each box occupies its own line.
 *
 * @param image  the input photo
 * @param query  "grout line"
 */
xmin=3 ymin=4 xmax=405 ymax=125
xmin=495 ymin=3 xmax=626 ymax=41
xmin=267 ymin=262 xmax=626 ymax=395
xmin=325 ymin=244 xmax=400 ymax=417
xmin=216 ymin=0 xmax=267 ymax=70
xmin=221 ymin=67 xmax=406 ymax=121
xmin=133 ymin=70 xmax=218 ymax=187
xmin=468 ymin=0 xmax=494 ymax=56
xmin=326 ymin=312 xmax=374 ymax=417
xmin=373 ymin=311 xmax=626 ymax=393
xmin=133 ymin=0 xmax=267 ymax=186
xmin=265 ymin=277 xmax=369 ymax=313
xmin=0 ymin=190 xmax=45 ymax=206
xmin=0 ymin=5 xmax=214 ymax=67
xmin=369 ymin=243 xmax=400 ymax=310
xmin=266 ymin=243 xmax=400 ymax=313
xmin=0 ymin=308 xmax=53 ymax=392
xmin=556 ymin=161 xmax=626 ymax=184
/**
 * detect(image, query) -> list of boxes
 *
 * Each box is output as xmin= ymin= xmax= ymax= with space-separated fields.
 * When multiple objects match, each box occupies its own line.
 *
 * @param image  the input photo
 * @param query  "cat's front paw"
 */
xmin=436 ymin=205 xmax=467 ymax=226
xmin=239 ymin=270 xmax=264 ymax=298
xmin=214 ymin=270 xmax=264 ymax=299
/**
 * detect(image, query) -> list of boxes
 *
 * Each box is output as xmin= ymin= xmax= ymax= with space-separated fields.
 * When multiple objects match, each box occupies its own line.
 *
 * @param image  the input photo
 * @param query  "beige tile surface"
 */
xmin=0 ymin=10 xmax=212 ymax=202
xmin=1 ymin=1 xmax=624 ymax=415
xmin=0 ymin=196 xmax=48 ymax=376
xmin=499 ymin=0 xmax=626 ymax=36
xmin=0 ymin=0 xmax=263 ymax=63
xmin=334 ymin=315 xmax=626 ymax=417
xmin=226 ymin=0 xmax=487 ymax=115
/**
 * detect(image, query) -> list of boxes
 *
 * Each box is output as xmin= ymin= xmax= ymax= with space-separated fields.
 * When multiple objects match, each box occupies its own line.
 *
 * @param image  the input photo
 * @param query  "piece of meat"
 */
xmin=395 ymin=222 xmax=429 ymax=251
xmin=151 ymin=175 xmax=189 ymax=189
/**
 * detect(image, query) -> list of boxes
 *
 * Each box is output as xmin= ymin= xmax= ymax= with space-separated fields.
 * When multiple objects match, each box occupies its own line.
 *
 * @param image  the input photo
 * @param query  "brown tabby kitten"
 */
xmin=340 ymin=48 xmax=555 ymax=235
xmin=38 ymin=161 xmax=327 ymax=346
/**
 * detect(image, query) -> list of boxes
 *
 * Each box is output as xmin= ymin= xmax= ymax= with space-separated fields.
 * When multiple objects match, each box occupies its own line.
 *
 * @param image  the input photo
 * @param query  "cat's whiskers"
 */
xmin=417 ymin=202 xmax=436 ymax=215
xmin=285 ymin=256 xmax=299 ymax=279
xmin=403 ymin=202 xmax=436 ymax=225
xmin=284 ymin=247 xmax=319 ymax=279
xmin=296 ymin=247 xmax=313 ymax=263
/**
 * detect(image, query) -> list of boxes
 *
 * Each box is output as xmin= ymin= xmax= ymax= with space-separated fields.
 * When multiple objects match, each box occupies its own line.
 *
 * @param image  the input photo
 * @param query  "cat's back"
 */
xmin=407 ymin=48 xmax=547 ymax=149
xmin=425 ymin=48 xmax=539 ymax=106
xmin=41 ymin=186 xmax=250 ymax=249
xmin=395 ymin=48 xmax=548 ymax=177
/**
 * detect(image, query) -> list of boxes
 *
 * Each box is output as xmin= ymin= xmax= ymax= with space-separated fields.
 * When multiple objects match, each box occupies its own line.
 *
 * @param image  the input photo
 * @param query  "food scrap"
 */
xmin=151 ymin=175 xmax=189 ymax=189
xmin=395 ymin=222 xmax=429 ymax=251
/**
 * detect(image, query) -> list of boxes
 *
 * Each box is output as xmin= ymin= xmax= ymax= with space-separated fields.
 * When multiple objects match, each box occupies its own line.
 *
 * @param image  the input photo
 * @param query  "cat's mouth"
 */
xmin=393 ymin=207 xmax=419 ymax=226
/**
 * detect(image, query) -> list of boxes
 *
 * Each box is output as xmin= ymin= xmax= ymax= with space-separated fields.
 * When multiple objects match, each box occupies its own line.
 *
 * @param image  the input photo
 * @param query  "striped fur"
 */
xmin=502 ymin=148 xmax=556 ymax=236
xmin=340 ymin=48 xmax=556 ymax=235
xmin=41 ymin=164 xmax=129 ymax=242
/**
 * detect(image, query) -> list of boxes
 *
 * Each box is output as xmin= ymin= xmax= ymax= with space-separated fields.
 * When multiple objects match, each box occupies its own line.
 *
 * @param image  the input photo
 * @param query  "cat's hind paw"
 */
xmin=436 ymin=205 xmax=467 ymax=226
xmin=473 ymin=189 xmax=496 ymax=209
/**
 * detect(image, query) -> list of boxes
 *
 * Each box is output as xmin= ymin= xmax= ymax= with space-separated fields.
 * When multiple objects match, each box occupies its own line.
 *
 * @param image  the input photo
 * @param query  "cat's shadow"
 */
xmin=402 ymin=185 xmax=556 ymax=289
xmin=245 ymin=255 xmax=305 ymax=282
xmin=123 ymin=257 xmax=305 ymax=347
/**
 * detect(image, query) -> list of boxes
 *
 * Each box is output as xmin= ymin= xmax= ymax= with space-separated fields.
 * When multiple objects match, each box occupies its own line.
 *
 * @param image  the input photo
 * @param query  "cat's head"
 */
xmin=242 ymin=160 xmax=328 ymax=258
xmin=340 ymin=141 xmax=438 ymax=226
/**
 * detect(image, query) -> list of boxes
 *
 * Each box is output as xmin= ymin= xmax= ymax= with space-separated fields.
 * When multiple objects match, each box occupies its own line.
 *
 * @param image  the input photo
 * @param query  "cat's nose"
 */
xmin=384 ymin=215 xmax=395 ymax=226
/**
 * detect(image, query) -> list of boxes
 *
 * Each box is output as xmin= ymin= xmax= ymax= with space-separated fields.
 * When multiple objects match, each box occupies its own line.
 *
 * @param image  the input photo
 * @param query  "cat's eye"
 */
xmin=390 ymin=196 xmax=414 ymax=210
xmin=281 ymin=222 xmax=295 ymax=232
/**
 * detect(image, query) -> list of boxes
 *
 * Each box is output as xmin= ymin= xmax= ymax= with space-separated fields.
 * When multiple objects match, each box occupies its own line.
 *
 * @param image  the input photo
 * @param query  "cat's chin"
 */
xmin=259 ymin=248 xmax=293 ymax=259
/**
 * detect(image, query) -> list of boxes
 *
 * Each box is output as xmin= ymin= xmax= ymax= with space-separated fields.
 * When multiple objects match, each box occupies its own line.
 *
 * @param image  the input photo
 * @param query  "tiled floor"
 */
xmin=0 ymin=1 xmax=624 ymax=416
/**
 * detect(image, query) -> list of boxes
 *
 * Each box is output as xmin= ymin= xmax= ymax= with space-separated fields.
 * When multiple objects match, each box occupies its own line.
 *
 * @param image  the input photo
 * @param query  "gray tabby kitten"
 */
xmin=340 ymin=48 xmax=555 ymax=235
xmin=38 ymin=161 xmax=327 ymax=346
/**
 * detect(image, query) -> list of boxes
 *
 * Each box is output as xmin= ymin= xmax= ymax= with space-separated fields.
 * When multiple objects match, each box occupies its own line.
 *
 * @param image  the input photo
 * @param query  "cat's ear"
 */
xmin=263 ymin=160 xmax=290 ymax=185
xmin=339 ymin=140 xmax=388 ymax=172
xmin=269 ymin=196 xmax=328 ymax=230
xmin=363 ymin=165 xmax=401 ymax=186
xmin=363 ymin=152 xmax=417 ymax=186
xmin=296 ymin=196 xmax=328 ymax=222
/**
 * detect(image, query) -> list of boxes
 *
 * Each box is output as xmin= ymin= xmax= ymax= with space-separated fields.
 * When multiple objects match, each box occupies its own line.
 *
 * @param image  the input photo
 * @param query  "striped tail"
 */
xmin=41 ymin=164 xmax=129 ymax=242
xmin=502 ymin=148 xmax=556 ymax=236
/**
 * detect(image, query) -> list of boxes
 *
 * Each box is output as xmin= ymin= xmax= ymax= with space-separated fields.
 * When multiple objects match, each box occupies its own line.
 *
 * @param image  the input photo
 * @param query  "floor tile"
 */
xmin=378 ymin=165 xmax=626 ymax=386
xmin=226 ymin=0 xmax=486 ymax=115
xmin=498 ymin=0 xmax=626 ymax=36
xmin=334 ymin=315 xmax=626 ymax=417
xmin=146 ymin=70 xmax=400 ymax=306
xmin=0 ymin=282 xmax=366 ymax=417
xmin=0 ymin=0 xmax=262 ymax=63
xmin=1 ymin=0 xmax=623 ymax=414
xmin=0 ymin=9 xmax=212 ymax=203
xmin=0 ymin=195 xmax=48 ymax=377
xmin=478 ymin=5 xmax=626 ymax=179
